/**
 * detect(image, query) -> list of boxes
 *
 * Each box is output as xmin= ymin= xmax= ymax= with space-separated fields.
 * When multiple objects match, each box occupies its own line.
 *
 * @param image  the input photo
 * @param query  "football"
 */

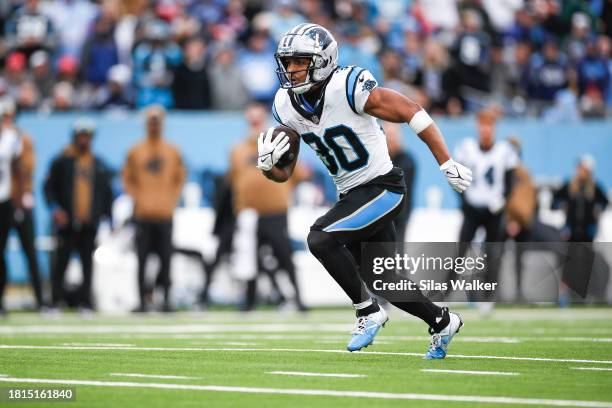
xmin=271 ymin=125 xmax=300 ymax=168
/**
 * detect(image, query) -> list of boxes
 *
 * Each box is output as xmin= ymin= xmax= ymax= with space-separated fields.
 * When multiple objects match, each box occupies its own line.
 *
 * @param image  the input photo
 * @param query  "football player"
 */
xmin=256 ymin=24 xmax=472 ymax=359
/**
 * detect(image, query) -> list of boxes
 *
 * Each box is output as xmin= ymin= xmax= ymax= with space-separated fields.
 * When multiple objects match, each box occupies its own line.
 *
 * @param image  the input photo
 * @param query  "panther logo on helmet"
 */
xmin=274 ymin=24 xmax=338 ymax=94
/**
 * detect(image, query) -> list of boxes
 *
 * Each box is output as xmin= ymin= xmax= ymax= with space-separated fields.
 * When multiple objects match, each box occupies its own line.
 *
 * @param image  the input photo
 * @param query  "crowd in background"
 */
xmin=0 ymin=0 xmax=610 ymax=117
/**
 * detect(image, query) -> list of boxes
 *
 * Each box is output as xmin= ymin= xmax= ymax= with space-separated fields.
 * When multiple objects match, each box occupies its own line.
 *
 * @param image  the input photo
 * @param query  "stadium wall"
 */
xmin=5 ymin=112 xmax=612 ymax=286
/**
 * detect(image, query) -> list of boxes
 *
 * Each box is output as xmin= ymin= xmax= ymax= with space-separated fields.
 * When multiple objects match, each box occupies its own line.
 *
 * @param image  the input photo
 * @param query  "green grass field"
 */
xmin=1 ymin=307 xmax=611 ymax=407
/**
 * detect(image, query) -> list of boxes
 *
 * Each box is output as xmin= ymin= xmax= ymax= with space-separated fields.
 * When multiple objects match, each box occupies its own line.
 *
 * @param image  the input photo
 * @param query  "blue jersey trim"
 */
xmin=324 ymin=190 xmax=404 ymax=232
xmin=345 ymin=67 xmax=358 ymax=114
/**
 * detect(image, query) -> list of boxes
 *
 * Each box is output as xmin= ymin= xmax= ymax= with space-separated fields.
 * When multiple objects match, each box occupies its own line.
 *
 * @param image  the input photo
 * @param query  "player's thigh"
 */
xmin=311 ymin=186 xmax=404 ymax=246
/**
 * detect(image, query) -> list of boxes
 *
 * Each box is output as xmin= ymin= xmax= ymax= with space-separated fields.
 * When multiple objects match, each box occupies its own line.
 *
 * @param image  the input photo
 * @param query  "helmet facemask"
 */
xmin=275 ymin=53 xmax=319 ymax=94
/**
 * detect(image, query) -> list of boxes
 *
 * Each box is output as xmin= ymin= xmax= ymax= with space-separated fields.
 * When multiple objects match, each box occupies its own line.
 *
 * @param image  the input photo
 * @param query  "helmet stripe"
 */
xmin=298 ymin=24 xmax=317 ymax=35
xmin=290 ymin=23 xmax=308 ymax=34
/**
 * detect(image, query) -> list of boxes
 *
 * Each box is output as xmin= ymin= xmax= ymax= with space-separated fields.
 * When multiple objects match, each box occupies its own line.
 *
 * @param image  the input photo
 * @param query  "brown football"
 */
xmin=271 ymin=125 xmax=300 ymax=168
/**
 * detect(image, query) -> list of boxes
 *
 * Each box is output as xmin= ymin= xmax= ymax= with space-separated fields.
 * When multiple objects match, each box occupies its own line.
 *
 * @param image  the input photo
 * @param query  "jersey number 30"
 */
xmin=302 ymin=125 xmax=369 ymax=176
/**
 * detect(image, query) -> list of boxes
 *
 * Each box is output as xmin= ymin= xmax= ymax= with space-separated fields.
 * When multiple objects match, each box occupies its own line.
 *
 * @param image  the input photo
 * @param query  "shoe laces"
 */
xmin=429 ymin=333 xmax=442 ymax=351
xmin=352 ymin=316 xmax=367 ymax=335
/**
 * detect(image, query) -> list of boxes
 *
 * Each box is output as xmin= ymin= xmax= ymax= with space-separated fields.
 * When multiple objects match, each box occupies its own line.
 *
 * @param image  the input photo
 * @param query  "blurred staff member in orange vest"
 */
xmin=229 ymin=102 xmax=307 ymax=311
xmin=2 ymin=98 xmax=45 ymax=310
xmin=123 ymin=105 xmax=185 ymax=312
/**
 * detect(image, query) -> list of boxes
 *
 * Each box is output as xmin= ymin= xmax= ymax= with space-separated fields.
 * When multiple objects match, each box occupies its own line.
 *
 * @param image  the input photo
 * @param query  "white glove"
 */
xmin=440 ymin=159 xmax=472 ymax=193
xmin=256 ymin=127 xmax=290 ymax=171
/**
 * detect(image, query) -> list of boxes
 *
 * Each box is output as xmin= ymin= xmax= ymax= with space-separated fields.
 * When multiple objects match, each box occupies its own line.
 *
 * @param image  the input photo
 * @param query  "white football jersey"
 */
xmin=0 ymin=127 xmax=22 ymax=202
xmin=454 ymin=138 xmax=519 ymax=208
xmin=272 ymin=66 xmax=393 ymax=194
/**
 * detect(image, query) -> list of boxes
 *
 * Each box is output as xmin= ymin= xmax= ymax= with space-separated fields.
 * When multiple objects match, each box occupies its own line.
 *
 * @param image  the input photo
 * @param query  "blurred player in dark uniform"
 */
xmin=3 ymin=98 xmax=45 ymax=309
xmin=0 ymin=99 xmax=24 ymax=317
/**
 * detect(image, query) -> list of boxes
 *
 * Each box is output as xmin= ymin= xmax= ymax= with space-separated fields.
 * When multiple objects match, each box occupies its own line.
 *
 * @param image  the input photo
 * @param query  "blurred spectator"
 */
xmin=238 ymin=30 xmax=277 ymax=105
xmin=445 ymin=9 xmax=492 ymax=110
xmin=418 ymin=0 xmax=460 ymax=31
xmin=172 ymin=36 xmax=211 ymax=110
xmin=509 ymin=6 xmax=546 ymax=47
xmin=553 ymin=155 xmax=609 ymax=242
xmin=51 ymin=81 xmax=75 ymax=111
xmin=44 ymin=118 xmax=113 ymax=311
xmin=482 ymin=0 xmax=523 ymax=34
xmin=81 ymin=10 xmax=120 ymax=86
xmin=41 ymin=0 xmax=97 ymax=58
xmin=564 ymin=11 xmax=593 ymax=64
xmin=4 ymin=0 xmax=56 ymax=57
xmin=264 ymin=0 xmax=306 ymax=42
xmin=415 ymin=40 xmax=450 ymax=112
xmin=577 ymin=39 xmax=610 ymax=98
xmin=122 ymin=105 xmax=185 ymax=312
xmin=133 ymin=19 xmax=181 ymax=108
xmin=16 ymin=80 xmax=40 ymax=112
xmin=523 ymin=38 xmax=569 ymax=111
xmin=56 ymin=55 xmax=80 ymax=85
xmin=208 ymin=44 xmax=248 ymax=110
xmin=384 ymin=122 xmax=416 ymax=244
xmin=338 ymin=23 xmax=382 ymax=81
xmin=4 ymin=52 xmax=28 ymax=98
xmin=3 ymin=98 xmax=45 ymax=310
xmin=30 ymin=50 xmax=53 ymax=102
xmin=95 ymin=64 xmax=134 ymax=110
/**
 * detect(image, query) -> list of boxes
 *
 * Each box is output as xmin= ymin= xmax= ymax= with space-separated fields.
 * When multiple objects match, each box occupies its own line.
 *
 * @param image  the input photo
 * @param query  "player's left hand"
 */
xmin=440 ymin=159 xmax=472 ymax=193
xmin=256 ymin=127 xmax=290 ymax=171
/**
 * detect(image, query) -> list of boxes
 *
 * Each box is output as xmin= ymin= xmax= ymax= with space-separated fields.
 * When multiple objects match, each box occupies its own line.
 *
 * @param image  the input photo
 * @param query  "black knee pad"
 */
xmin=307 ymin=229 xmax=337 ymax=257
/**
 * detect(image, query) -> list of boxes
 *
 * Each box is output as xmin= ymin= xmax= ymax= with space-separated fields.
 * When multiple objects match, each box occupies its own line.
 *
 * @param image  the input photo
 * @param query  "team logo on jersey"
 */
xmin=362 ymin=79 xmax=377 ymax=93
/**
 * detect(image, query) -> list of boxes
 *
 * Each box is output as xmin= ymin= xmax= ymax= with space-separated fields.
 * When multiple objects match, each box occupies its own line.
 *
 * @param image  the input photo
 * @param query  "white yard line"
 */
xmin=0 ymin=324 xmax=352 ymax=334
xmin=5 ymin=327 xmax=612 ymax=344
xmin=0 ymin=377 xmax=610 ymax=407
xmin=267 ymin=371 xmax=365 ymax=378
xmin=421 ymin=369 xmax=519 ymax=376
xmin=2 ymin=344 xmax=612 ymax=365
xmin=109 ymin=373 xmax=199 ymax=380
xmin=570 ymin=367 xmax=612 ymax=372
xmin=61 ymin=343 xmax=135 ymax=347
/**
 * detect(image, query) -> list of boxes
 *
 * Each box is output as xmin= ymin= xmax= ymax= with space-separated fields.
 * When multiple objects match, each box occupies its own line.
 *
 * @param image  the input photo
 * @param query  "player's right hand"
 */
xmin=440 ymin=159 xmax=472 ymax=193
xmin=257 ymin=127 xmax=290 ymax=171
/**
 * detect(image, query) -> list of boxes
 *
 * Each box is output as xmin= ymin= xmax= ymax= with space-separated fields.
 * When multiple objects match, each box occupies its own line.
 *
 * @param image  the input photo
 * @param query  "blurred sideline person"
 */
xmin=505 ymin=137 xmax=562 ymax=302
xmin=553 ymin=155 xmax=608 ymax=305
xmin=229 ymin=101 xmax=307 ymax=311
xmin=454 ymin=107 xmax=518 ymax=309
xmin=3 ymin=98 xmax=45 ymax=309
xmin=553 ymin=156 xmax=608 ymax=243
xmin=384 ymin=122 xmax=416 ymax=243
xmin=123 ymin=105 xmax=185 ymax=312
xmin=0 ymin=99 xmax=24 ymax=317
xmin=44 ymin=118 xmax=113 ymax=311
